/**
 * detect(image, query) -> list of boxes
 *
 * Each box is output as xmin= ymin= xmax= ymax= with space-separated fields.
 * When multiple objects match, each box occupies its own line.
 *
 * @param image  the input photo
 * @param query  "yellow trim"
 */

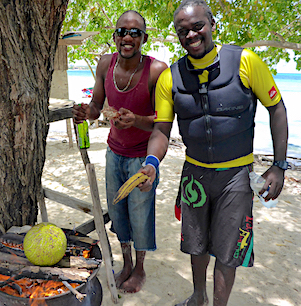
xmin=187 ymin=45 xmax=220 ymax=68
xmin=186 ymin=153 xmax=254 ymax=168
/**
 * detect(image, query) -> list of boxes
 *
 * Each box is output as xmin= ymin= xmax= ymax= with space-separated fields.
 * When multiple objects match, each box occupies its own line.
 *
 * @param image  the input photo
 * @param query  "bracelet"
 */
xmin=145 ymin=155 xmax=160 ymax=170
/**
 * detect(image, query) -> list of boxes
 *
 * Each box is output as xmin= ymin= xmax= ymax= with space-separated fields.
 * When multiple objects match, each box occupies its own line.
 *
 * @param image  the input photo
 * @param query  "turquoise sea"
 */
xmin=67 ymin=70 xmax=301 ymax=159
xmin=254 ymin=73 xmax=301 ymax=159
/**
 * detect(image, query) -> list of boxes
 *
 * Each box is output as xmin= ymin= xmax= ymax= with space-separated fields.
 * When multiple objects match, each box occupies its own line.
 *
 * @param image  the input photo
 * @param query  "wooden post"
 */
xmin=50 ymin=45 xmax=73 ymax=147
xmin=86 ymin=163 xmax=118 ymax=304
xmin=38 ymin=197 xmax=48 ymax=222
xmin=38 ymin=188 xmax=48 ymax=222
xmin=73 ymin=123 xmax=113 ymax=262
xmin=66 ymin=118 xmax=73 ymax=148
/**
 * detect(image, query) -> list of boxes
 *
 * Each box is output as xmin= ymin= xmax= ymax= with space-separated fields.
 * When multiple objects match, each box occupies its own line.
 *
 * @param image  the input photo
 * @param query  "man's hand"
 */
xmin=261 ymin=166 xmax=285 ymax=201
xmin=73 ymin=103 xmax=90 ymax=124
xmin=137 ymin=165 xmax=157 ymax=192
xmin=113 ymin=107 xmax=135 ymax=129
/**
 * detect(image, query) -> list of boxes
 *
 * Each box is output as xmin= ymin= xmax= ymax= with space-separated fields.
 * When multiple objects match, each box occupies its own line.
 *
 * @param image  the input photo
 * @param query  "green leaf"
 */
xmin=62 ymin=0 xmax=301 ymax=71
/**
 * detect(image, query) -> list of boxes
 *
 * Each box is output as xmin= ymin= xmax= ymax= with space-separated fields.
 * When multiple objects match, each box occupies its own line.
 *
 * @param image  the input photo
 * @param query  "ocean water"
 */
xmin=67 ymin=70 xmax=301 ymax=159
xmin=254 ymin=73 xmax=301 ymax=159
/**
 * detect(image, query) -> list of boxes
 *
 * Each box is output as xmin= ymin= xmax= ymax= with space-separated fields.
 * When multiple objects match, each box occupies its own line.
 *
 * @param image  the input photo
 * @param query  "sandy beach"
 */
xmin=41 ymin=122 xmax=301 ymax=306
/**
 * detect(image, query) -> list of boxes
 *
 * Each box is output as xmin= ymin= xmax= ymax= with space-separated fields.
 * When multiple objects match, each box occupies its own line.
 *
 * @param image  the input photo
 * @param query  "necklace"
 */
xmin=113 ymin=55 xmax=143 ymax=92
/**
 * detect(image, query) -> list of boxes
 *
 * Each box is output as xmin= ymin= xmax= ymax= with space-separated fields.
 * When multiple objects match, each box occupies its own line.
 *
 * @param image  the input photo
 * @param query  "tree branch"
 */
xmin=84 ymin=58 xmax=96 ymax=80
xmin=242 ymin=40 xmax=301 ymax=51
xmin=281 ymin=18 xmax=301 ymax=35
xmin=151 ymin=36 xmax=178 ymax=44
xmin=270 ymin=31 xmax=286 ymax=43
xmin=98 ymin=4 xmax=114 ymax=27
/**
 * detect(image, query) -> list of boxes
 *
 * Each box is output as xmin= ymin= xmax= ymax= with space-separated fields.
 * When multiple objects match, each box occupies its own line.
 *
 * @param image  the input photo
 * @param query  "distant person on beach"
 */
xmin=73 ymin=10 xmax=167 ymax=293
xmin=138 ymin=0 xmax=288 ymax=305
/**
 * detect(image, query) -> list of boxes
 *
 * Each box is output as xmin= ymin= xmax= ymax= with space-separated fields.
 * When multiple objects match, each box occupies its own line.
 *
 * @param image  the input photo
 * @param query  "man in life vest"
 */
xmin=138 ymin=1 xmax=288 ymax=305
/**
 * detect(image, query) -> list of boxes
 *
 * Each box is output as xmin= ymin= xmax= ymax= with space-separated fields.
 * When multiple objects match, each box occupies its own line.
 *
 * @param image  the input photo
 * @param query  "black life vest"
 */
xmin=170 ymin=45 xmax=257 ymax=164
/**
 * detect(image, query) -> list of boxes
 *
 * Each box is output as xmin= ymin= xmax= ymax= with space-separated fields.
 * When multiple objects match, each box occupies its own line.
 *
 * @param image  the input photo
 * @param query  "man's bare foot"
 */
xmin=114 ymin=266 xmax=132 ymax=289
xmin=175 ymin=294 xmax=209 ymax=306
xmin=119 ymin=267 xmax=146 ymax=293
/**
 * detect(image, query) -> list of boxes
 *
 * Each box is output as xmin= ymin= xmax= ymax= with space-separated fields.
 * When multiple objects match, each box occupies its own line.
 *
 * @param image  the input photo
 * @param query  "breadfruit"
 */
xmin=23 ymin=222 xmax=67 ymax=266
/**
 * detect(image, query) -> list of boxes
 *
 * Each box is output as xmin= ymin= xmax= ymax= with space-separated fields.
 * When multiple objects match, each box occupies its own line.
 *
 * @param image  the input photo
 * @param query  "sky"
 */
xmin=276 ymin=57 xmax=300 ymax=74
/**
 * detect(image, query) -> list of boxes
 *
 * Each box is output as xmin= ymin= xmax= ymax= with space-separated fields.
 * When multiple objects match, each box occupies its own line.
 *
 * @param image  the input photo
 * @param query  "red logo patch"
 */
xmin=268 ymin=86 xmax=277 ymax=100
xmin=154 ymin=111 xmax=158 ymax=119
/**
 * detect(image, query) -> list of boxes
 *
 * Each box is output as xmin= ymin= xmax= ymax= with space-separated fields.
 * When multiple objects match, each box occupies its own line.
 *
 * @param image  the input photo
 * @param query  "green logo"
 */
xmin=181 ymin=175 xmax=207 ymax=208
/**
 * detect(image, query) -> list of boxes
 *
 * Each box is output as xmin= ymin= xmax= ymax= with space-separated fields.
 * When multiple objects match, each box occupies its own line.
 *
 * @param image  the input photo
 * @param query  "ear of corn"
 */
xmin=113 ymin=173 xmax=150 ymax=205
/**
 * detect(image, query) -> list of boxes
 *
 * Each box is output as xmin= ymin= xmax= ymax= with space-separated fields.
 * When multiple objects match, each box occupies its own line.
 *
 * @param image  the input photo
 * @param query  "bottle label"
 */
xmin=77 ymin=121 xmax=90 ymax=149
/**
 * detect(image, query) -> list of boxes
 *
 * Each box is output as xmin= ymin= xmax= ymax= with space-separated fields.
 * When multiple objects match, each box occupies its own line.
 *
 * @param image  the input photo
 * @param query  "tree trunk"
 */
xmin=0 ymin=0 xmax=68 ymax=231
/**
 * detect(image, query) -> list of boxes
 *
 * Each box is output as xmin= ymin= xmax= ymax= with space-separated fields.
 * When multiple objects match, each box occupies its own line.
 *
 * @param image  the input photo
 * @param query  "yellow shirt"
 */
xmin=154 ymin=45 xmax=282 ymax=168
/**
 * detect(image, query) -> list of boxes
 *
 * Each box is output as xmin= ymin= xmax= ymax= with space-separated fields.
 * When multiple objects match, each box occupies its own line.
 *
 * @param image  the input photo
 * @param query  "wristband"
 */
xmin=145 ymin=155 xmax=160 ymax=170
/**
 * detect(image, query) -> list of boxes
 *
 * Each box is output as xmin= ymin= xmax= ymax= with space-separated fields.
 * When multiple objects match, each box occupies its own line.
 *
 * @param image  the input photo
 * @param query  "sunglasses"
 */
xmin=114 ymin=27 xmax=145 ymax=38
xmin=176 ymin=23 xmax=204 ymax=39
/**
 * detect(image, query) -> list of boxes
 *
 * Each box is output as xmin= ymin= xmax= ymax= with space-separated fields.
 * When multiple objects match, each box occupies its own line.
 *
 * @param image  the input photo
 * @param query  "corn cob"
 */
xmin=113 ymin=173 xmax=150 ymax=205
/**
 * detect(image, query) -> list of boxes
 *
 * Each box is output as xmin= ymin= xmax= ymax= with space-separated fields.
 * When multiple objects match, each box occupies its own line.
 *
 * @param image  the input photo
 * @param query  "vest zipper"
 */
xmin=199 ymin=84 xmax=214 ymax=162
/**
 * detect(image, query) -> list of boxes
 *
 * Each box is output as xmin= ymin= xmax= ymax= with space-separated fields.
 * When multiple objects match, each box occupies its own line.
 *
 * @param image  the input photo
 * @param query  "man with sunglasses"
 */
xmin=73 ymin=10 xmax=167 ymax=293
xmin=138 ymin=0 xmax=288 ymax=305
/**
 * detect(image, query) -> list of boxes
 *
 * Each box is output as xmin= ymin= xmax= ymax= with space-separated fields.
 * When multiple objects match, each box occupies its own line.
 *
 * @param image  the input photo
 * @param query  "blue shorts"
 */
xmin=105 ymin=147 xmax=159 ymax=251
xmin=177 ymin=162 xmax=254 ymax=268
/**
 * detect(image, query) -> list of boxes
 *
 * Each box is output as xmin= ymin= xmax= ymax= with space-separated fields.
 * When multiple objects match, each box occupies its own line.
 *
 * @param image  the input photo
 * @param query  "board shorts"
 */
xmin=176 ymin=161 xmax=254 ymax=268
xmin=105 ymin=147 xmax=159 ymax=251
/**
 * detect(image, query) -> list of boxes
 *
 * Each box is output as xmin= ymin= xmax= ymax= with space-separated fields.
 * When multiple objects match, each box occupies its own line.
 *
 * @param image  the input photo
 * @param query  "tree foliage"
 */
xmin=62 ymin=0 xmax=301 ymax=72
xmin=210 ymin=0 xmax=301 ymax=72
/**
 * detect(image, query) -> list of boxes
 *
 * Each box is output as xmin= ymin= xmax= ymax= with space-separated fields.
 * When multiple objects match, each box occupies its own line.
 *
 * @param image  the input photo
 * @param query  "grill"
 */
xmin=0 ymin=228 xmax=103 ymax=306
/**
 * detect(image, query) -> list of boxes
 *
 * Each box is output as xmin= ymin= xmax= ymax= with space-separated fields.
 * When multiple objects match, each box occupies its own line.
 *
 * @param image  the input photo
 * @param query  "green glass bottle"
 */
xmin=76 ymin=104 xmax=90 ymax=149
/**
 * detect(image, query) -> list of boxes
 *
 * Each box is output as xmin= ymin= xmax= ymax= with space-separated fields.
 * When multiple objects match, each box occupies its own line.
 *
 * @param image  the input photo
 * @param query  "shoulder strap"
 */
xmin=108 ymin=52 xmax=118 ymax=70
xmin=171 ymin=55 xmax=200 ymax=96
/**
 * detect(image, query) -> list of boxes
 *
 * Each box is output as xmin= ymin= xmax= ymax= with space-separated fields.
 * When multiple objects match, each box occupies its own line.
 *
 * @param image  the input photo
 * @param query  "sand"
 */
xmin=40 ymin=122 xmax=301 ymax=306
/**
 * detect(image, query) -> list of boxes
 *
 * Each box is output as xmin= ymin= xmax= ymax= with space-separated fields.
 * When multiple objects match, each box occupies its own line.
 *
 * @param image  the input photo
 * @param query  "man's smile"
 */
xmin=122 ymin=44 xmax=134 ymax=50
xmin=189 ymin=40 xmax=202 ymax=48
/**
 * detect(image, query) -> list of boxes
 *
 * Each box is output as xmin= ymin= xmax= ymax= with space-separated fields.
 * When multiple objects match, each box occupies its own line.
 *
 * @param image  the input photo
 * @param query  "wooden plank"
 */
xmin=86 ymin=164 xmax=118 ymax=304
xmin=49 ymin=98 xmax=74 ymax=110
xmin=43 ymin=187 xmax=109 ymax=220
xmin=75 ymin=219 xmax=96 ymax=235
xmin=58 ymin=31 xmax=100 ymax=46
xmin=0 ymin=252 xmax=32 ymax=266
xmin=43 ymin=187 xmax=93 ymax=215
xmin=48 ymin=98 xmax=75 ymax=122
xmin=74 ymin=215 xmax=111 ymax=235
xmin=12 ymin=265 xmax=90 ymax=283
xmin=48 ymin=107 xmax=73 ymax=122
xmin=58 ymin=39 xmax=83 ymax=46
xmin=0 ymin=252 xmax=99 ymax=269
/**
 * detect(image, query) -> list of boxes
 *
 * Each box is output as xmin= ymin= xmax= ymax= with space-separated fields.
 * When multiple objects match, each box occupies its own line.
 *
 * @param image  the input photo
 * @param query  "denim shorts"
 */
xmin=105 ymin=147 xmax=159 ymax=251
